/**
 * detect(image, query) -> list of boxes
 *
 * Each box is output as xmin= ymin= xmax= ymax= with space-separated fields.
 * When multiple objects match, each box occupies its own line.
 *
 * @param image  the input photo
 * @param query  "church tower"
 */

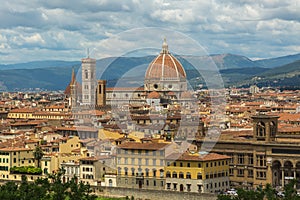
xmin=81 ymin=56 xmax=96 ymax=106
xmin=96 ymin=80 xmax=106 ymax=107
xmin=252 ymin=114 xmax=279 ymax=142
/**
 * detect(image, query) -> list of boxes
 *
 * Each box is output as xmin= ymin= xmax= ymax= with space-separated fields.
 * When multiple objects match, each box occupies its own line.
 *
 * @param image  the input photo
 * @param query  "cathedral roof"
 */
xmin=145 ymin=38 xmax=186 ymax=80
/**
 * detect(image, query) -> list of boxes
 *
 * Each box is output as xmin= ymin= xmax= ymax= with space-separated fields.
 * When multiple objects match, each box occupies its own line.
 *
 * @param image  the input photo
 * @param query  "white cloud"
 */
xmin=0 ymin=0 xmax=300 ymax=64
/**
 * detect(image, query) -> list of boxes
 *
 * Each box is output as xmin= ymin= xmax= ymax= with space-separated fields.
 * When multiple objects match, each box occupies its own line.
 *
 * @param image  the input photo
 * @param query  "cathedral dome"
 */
xmin=145 ymin=39 xmax=186 ymax=80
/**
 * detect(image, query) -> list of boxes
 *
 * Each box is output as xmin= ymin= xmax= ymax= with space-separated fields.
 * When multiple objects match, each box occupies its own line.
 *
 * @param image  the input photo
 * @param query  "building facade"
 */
xmin=165 ymin=152 xmax=230 ymax=193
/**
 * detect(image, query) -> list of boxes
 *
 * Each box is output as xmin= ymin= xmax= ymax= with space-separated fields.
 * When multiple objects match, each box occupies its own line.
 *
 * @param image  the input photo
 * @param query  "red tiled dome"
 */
xmin=145 ymin=39 xmax=186 ymax=80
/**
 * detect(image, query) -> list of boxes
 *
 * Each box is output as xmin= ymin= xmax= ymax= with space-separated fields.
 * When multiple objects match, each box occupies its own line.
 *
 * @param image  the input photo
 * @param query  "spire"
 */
xmin=161 ymin=37 xmax=169 ymax=54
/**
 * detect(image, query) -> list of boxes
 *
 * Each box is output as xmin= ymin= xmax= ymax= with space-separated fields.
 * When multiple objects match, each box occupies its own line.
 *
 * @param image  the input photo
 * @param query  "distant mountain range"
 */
xmin=1 ymin=53 xmax=300 ymax=91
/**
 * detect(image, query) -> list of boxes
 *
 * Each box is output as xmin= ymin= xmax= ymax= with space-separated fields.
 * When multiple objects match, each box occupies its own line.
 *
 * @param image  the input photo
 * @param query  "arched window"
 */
xmin=270 ymin=121 xmax=276 ymax=136
xmin=131 ymin=168 xmax=135 ymax=176
xmin=109 ymin=179 xmax=113 ymax=187
xmin=124 ymin=167 xmax=128 ymax=176
xmin=145 ymin=168 xmax=149 ymax=177
xmin=166 ymin=171 xmax=171 ymax=178
xmin=179 ymin=172 xmax=184 ymax=179
xmin=153 ymin=168 xmax=157 ymax=177
xmin=172 ymin=172 xmax=177 ymax=178
xmin=85 ymin=70 xmax=88 ymax=79
xmin=257 ymin=122 xmax=265 ymax=137
xmin=138 ymin=167 xmax=143 ymax=176
xmin=186 ymin=172 xmax=191 ymax=179
xmin=160 ymin=169 xmax=164 ymax=178
xmin=197 ymin=172 xmax=202 ymax=179
xmin=117 ymin=167 xmax=121 ymax=175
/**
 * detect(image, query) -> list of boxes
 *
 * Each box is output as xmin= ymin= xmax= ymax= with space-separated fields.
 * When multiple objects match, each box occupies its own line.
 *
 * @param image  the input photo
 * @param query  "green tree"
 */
xmin=66 ymin=176 xmax=97 ymax=200
xmin=33 ymin=145 xmax=44 ymax=168
xmin=0 ymin=181 xmax=19 ymax=200
xmin=283 ymin=179 xmax=300 ymax=200
xmin=48 ymin=169 xmax=68 ymax=200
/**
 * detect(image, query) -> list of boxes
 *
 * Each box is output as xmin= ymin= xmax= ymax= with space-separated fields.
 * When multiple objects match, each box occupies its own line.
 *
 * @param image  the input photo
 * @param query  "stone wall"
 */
xmin=94 ymin=186 xmax=217 ymax=200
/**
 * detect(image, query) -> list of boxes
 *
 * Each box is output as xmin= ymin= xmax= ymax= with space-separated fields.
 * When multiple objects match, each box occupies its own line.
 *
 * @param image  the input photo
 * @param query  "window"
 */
xmin=248 ymin=169 xmax=253 ymax=178
xmin=153 ymin=180 xmax=156 ymax=186
xmin=145 ymin=159 xmax=149 ymax=166
xmin=160 ymin=160 xmax=164 ymax=166
xmin=138 ymin=158 xmax=142 ymax=165
xmin=187 ymin=163 xmax=191 ymax=167
xmin=172 ymin=172 xmax=177 ymax=178
xmin=198 ymin=185 xmax=202 ymax=192
xmin=131 ymin=158 xmax=135 ymax=165
xmin=160 ymin=150 xmax=164 ymax=156
xmin=85 ymin=70 xmax=88 ymax=79
xmin=198 ymin=163 xmax=201 ymax=168
xmin=161 ymin=181 xmax=164 ymax=187
xmin=248 ymin=154 xmax=253 ymax=165
xmin=160 ymin=169 xmax=164 ymax=178
xmin=229 ymin=168 xmax=234 ymax=176
xmin=186 ymin=172 xmax=191 ymax=179
xmin=237 ymin=169 xmax=244 ymax=177
xmin=256 ymin=171 xmax=266 ymax=179
xmin=228 ymin=153 xmax=234 ymax=164
xmin=167 ymin=183 xmax=171 ymax=189
xmin=197 ymin=173 xmax=202 ymax=179
xmin=187 ymin=184 xmax=191 ymax=192
xmin=131 ymin=168 xmax=135 ymax=176
xmin=125 ymin=158 xmax=128 ymax=164
xmin=173 ymin=183 xmax=177 ymax=190
xmin=179 ymin=172 xmax=184 ymax=178
xmin=124 ymin=168 xmax=128 ymax=176
xmin=153 ymin=169 xmax=157 ymax=177
xmin=152 ymin=159 xmax=156 ymax=166
xmin=257 ymin=155 xmax=266 ymax=167
xmin=173 ymin=162 xmax=176 ymax=167
xmin=166 ymin=171 xmax=171 ymax=178
xmin=238 ymin=154 xmax=244 ymax=164
xmin=145 ymin=169 xmax=149 ymax=177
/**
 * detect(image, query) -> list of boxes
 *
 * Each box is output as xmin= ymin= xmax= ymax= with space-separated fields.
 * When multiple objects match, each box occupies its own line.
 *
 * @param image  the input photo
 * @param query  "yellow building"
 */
xmin=116 ymin=142 xmax=169 ymax=190
xmin=40 ymin=136 xmax=87 ymax=175
xmin=0 ymin=147 xmax=42 ymax=182
xmin=165 ymin=152 xmax=230 ymax=193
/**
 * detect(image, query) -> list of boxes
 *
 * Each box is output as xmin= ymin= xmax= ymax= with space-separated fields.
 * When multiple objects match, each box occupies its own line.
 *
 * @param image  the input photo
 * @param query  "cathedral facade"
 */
xmin=65 ymin=39 xmax=191 ymax=109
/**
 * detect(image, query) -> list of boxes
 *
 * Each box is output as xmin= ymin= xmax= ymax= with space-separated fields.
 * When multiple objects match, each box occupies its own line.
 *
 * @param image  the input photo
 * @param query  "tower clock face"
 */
xmin=153 ymin=84 xmax=158 ymax=89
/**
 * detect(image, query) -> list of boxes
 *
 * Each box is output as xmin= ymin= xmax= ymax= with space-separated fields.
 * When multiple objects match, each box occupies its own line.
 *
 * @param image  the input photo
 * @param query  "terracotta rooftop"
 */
xmin=166 ymin=152 xmax=230 ymax=162
xmin=117 ymin=142 xmax=169 ymax=150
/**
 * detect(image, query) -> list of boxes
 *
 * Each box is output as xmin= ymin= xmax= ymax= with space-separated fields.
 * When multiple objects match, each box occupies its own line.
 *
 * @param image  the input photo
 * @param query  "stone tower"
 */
xmin=96 ymin=80 xmax=106 ymax=107
xmin=252 ymin=114 xmax=279 ymax=142
xmin=81 ymin=57 xmax=96 ymax=106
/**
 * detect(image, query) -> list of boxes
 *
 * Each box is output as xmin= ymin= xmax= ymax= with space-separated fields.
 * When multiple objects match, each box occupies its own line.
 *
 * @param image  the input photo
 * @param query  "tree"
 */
xmin=217 ymin=180 xmax=300 ymax=200
xmin=0 ymin=181 xmax=19 ymax=200
xmin=33 ymin=145 xmax=44 ymax=168
xmin=0 ymin=168 xmax=99 ymax=199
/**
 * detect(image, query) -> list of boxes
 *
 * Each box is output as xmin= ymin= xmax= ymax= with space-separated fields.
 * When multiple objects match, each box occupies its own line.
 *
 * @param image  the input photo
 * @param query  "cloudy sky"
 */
xmin=0 ymin=0 xmax=300 ymax=64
